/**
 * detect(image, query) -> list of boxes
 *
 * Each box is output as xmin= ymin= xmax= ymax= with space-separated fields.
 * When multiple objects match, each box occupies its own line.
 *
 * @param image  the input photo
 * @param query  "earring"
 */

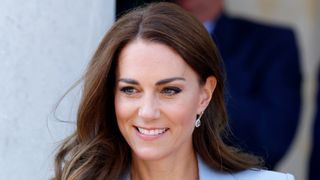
xmin=195 ymin=112 xmax=203 ymax=128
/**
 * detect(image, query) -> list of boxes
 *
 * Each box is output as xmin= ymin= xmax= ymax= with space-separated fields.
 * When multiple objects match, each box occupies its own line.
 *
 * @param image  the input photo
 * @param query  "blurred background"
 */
xmin=0 ymin=0 xmax=318 ymax=179
xmin=225 ymin=1 xmax=319 ymax=180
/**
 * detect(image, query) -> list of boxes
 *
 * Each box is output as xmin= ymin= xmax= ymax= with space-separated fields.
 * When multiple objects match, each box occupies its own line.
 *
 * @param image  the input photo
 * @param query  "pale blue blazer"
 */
xmin=198 ymin=157 xmax=294 ymax=180
xmin=122 ymin=157 xmax=294 ymax=180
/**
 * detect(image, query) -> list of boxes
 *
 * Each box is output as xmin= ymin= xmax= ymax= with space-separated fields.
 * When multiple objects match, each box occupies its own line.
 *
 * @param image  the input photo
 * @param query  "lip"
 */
xmin=134 ymin=126 xmax=168 ymax=141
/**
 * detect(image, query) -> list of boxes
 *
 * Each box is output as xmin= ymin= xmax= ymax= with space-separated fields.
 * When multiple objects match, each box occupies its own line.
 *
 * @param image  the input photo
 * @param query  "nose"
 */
xmin=138 ymin=94 xmax=160 ymax=120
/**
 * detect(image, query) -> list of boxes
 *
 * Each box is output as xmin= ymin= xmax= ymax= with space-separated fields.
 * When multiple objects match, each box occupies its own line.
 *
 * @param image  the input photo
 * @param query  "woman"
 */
xmin=54 ymin=2 xmax=294 ymax=180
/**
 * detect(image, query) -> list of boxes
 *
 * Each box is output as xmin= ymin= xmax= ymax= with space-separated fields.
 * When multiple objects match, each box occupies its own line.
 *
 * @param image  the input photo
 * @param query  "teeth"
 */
xmin=137 ymin=127 xmax=167 ymax=135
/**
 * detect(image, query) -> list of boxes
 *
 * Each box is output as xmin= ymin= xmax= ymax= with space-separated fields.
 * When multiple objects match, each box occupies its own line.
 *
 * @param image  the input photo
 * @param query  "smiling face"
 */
xmin=114 ymin=39 xmax=215 ymax=161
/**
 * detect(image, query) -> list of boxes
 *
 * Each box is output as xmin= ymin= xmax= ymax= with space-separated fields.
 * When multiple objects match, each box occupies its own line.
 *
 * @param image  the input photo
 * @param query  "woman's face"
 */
xmin=114 ymin=39 xmax=214 ymax=161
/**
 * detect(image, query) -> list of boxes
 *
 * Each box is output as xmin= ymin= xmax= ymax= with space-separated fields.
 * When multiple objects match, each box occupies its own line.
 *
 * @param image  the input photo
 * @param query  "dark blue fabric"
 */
xmin=309 ymin=70 xmax=320 ymax=180
xmin=212 ymin=14 xmax=301 ymax=169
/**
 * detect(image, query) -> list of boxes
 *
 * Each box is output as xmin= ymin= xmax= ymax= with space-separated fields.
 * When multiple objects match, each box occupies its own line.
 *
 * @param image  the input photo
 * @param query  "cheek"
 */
xmin=173 ymin=108 xmax=196 ymax=125
xmin=114 ymin=95 xmax=133 ymax=129
xmin=115 ymin=93 xmax=134 ymax=113
xmin=165 ymin=98 xmax=199 ymax=129
xmin=175 ymin=112 xmax=196 ymax=133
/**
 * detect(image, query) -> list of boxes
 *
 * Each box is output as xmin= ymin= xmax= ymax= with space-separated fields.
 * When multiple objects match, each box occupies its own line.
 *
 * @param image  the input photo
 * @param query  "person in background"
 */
xmin=117 ymin=0 xmax=302 ymax=169
xmin=309 ymin=68 xmax=320 ymax=180
xmin=177 ymin=0 xmax=302 ymax=170
xmin=54 ymin=2 xmax=295 ymax=179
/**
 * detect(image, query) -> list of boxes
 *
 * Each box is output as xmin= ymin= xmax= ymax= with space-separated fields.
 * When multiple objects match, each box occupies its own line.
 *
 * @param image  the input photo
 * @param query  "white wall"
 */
xmin=225 ymin=1 xmax=319 ymax=180
xmin=0 ymin=1 xmax=115 ymax=179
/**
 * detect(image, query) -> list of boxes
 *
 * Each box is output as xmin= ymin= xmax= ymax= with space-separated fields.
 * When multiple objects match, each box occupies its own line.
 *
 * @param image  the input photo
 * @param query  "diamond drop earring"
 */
xmin=195 ymin=112 xmax=203 ymax=128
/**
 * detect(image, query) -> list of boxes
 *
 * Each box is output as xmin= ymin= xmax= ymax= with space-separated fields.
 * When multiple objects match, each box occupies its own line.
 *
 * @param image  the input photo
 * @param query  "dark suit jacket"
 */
xmin=309 ymin=70 xmax=320 ymax=180
xmin=212 ymin=14 xmax=301 ymax=169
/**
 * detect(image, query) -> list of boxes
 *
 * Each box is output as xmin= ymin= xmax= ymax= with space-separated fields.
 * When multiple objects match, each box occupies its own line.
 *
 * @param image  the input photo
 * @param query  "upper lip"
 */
xmin=134 ymin=125 xmax=168 ymax=130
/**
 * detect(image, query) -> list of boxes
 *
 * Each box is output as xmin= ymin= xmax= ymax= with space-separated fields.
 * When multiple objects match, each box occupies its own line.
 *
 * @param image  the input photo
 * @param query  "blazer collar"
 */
xmin=198 ymin=155 xmax=235 ymax=180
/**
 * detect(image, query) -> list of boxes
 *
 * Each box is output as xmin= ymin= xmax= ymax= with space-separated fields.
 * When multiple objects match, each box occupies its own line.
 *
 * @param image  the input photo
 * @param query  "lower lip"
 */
xmin=135 ymin=128 xmax=167 ymax=141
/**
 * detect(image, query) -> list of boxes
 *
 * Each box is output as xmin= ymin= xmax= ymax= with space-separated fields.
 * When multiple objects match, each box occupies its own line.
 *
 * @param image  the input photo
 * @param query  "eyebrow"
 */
xmin=155 ymin=77 xmax=186 ymax=85
xmin=118 ymin=78 xmax=139 ymax=85
xmin=117 ymin=77 xmax=186 ymax=86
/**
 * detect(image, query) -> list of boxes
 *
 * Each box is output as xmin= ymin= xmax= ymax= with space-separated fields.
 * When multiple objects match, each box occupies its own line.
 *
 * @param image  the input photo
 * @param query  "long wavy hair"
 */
xmin=54 ymin=2 xmax=261 ymax=180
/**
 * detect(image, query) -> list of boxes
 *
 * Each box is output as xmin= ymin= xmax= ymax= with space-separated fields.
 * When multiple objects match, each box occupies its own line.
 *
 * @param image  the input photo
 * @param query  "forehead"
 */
xmin=116 ymin=39 xmax=198 ymax=80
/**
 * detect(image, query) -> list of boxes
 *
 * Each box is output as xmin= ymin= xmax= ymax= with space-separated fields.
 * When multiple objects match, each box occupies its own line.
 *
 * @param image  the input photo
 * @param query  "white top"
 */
xmin=122 ymin=156 xmax=294 ymax=180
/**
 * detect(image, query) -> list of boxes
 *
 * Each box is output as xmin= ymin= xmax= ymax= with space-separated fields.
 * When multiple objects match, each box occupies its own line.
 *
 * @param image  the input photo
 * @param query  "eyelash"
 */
xmin=120 ymin=86 xmax=138 ymax=95
xmin=119 ymin=86 xmax=182 ymax=96
xmin=160 ymin=87 xmax=182 ymax=96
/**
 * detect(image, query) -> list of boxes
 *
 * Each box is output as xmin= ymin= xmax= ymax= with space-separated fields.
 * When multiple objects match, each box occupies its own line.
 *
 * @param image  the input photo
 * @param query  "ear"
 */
xmin=197 ymin=76 xmax=217 ymax=113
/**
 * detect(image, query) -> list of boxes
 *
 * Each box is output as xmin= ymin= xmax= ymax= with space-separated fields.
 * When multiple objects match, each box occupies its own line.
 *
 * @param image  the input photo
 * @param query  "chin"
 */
xmin=132 ymin=147 xmax=169 ymax=161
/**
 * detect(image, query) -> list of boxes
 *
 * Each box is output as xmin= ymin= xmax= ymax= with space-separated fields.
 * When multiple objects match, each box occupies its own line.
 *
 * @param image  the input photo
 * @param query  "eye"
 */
xmin=161 ymin=87 xmax=182 ymax=96
xmin=120 ymin=86 xmax=138 ymax=95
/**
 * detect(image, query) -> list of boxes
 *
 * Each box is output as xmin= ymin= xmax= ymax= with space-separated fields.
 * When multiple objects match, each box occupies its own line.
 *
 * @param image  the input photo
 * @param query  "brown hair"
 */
xmin=54 ymin=2 xmax=261 ymax=180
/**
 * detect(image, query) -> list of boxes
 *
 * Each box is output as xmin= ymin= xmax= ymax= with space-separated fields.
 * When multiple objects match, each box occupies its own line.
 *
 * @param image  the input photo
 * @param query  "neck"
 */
xmin=131 ymin=150 xmax=198 ymax=180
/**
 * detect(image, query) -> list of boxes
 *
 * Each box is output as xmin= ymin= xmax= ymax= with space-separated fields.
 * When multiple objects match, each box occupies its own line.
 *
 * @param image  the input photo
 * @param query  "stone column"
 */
xmin=0 ymin=1 xmax=115 ymax=179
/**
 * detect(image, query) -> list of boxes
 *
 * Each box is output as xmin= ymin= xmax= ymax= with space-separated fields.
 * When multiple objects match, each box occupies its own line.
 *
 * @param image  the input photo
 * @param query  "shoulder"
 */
xmin=232 ymin=169 xmax=294 ymax=180
xmin=215 ymin=13 xmax=299 ymax=59
xmin=201 ymin=168 xmax=294 ymax=180
xmin=218 ymin=13 xmax=296 ymax=41
xmin=229 ymin=14 xmax=293 ymax=34
xmin=198 ymin=157 xmax=294 ymax=180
